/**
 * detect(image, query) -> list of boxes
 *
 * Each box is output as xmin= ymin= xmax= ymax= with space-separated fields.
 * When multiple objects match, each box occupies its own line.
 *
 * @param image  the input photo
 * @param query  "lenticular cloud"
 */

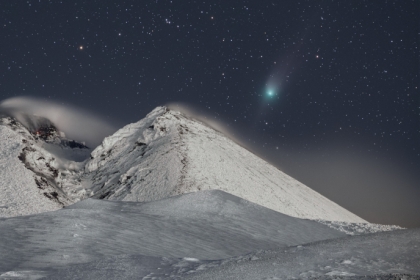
xmin=0 ymin=96 xmax=117 ymax=147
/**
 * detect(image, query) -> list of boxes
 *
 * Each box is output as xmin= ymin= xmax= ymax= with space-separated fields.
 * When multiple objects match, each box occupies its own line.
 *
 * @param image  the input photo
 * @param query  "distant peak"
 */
xmin=148 ymin=106 xmax=170 ymax=115
xmin=1 ymin=113 xmax=89 ymax=149
xmin=1 ymin=109 xmax=51 ymax=130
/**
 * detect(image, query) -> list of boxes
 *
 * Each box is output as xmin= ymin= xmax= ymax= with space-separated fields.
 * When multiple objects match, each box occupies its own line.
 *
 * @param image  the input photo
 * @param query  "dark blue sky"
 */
xmin=1 ymin=1 xmax=419 ymax=227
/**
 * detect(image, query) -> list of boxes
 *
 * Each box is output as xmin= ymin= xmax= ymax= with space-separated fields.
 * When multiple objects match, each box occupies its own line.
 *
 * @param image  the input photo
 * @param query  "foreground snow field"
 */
xmin=184 ymin=227 xmax=420 ymax=280
xmin=46 ymin=228 xmax=420 ymax=280
xmin=0 ymin=191 xmax=418 ymax=279
xmin=0 ymin=191 xmax=344 ymax=274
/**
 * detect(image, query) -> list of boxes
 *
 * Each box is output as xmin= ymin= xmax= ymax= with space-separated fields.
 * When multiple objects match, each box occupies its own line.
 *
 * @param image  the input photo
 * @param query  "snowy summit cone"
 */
xmin=84 ymin=106 xmax=365 ymax=223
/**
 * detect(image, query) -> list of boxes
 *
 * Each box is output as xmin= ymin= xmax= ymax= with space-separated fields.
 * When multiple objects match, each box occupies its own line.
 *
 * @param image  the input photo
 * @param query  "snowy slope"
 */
xmin=0 ymin=190 xmax=346 ymax=276
xmin=184 ymin=227 xmax=420 ymax=279
xmin=0 ymin=191 xmax=415 ymax=279
xmin=0 ymin=121 xmax=61 ymax=217
xmin=0 ymin=117 xmax=90 ymax=217
xmin=0 ymin=109 xmax=413 ymax=279
xmin=35 ymin=227 xmax=416 ymax=279
xmin=35 ymin=228 xmax=420 ymax=280
xmin=85 ymin=106 xmax=365 ymax=222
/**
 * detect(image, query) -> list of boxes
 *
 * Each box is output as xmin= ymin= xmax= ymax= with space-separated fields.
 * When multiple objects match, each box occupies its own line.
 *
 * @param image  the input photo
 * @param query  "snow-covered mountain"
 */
xmin=0 ymin=106 xmax=365 ymax=222
xmin=83 ymin=106 xmax=365 ymax=222
xmin=1 ymin=107 xmax=417 ymax=279
xmin=0 ymin=116 xmax=90 ymax=217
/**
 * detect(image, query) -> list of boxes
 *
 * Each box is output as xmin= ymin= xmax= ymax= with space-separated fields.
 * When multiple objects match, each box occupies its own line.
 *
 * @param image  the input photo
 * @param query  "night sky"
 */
xmin=1 ymin=1 xmax=419 ymax=227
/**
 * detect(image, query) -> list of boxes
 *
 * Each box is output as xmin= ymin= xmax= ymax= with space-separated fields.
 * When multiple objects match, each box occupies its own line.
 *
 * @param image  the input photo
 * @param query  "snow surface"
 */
xmin=0 ymin=192 xmax=416 ymax=279
xmin=0 ymin=190 xmax=346 ymax=277
xmin=0 ymin=117 xmax=90 ymax=218
xmin=316 ymin=219 xmax=403 ymax=235
xmin=0 ymin=123 xmax=61 ymax=217
xmin=183 ymin=227 xmax=420 ymax=279
xmin=84 ymin=106 xmax=366 ymax=222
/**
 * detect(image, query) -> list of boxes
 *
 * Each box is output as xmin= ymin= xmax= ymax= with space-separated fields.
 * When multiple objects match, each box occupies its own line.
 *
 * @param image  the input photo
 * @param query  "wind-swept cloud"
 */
xmin=0 ymin=96 xmax=117 ymax=147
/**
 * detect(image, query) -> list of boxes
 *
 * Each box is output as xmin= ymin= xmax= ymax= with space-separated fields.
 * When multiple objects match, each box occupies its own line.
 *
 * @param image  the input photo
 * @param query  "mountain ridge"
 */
xmin=0 ymin=116 xmax=91 ymax=217
xmin=1 ymin=107 xmax=415 ymax=279
xmin=1 ymin=106 xmax=365 ymax=223
xmin=82 ymin=106 xmax=366 ymax=222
